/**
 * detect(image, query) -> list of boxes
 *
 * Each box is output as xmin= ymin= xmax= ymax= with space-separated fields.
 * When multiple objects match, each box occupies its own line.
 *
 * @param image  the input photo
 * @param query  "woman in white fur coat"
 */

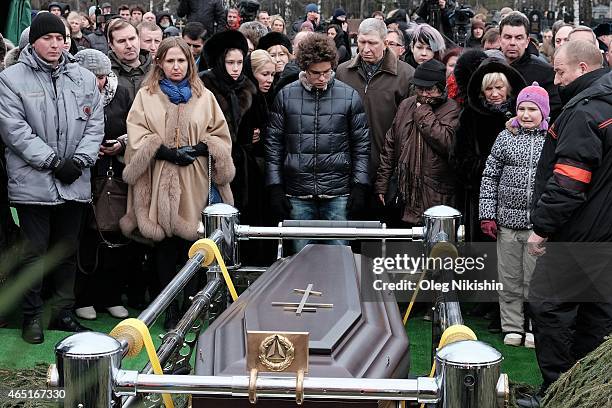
xmin=120 ymin=37 xmax=234 ymax=328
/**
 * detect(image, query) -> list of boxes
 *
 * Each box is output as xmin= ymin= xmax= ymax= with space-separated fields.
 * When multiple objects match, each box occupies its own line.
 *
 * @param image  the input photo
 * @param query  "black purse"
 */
xmin=384 ymin=171 xmax=404 ymax=210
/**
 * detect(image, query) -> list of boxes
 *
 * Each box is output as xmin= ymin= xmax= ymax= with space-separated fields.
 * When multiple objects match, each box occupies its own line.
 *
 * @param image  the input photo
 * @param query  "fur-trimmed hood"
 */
xmin=453 ymin=49 xmax=487 ymax=102
xmin=3 ymin=47 xmax=20 ymax=68
xmin=467 ymin=57 xmax=526 ymax=116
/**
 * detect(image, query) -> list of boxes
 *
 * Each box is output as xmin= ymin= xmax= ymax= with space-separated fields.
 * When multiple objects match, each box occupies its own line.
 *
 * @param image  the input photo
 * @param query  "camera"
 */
xmin=239 ymin=0 xmax=260 ymax=23
xmin=453 ymin=5 xmax=474 ymax=26
xmin=451 ymin=4 xmax=474 ymax=46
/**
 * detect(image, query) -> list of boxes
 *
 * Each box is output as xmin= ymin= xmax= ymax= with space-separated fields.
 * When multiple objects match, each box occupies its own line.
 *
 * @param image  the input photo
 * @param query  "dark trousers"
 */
xmin=153 ymin=237 xmax=201 ymax=308
xmin=75 ymin=229 xmax=134 ymax=309
xmin=528 ymin=301 xmax=612 ymax=390
xmin=16 ymin=202 xmax=85 ymax=318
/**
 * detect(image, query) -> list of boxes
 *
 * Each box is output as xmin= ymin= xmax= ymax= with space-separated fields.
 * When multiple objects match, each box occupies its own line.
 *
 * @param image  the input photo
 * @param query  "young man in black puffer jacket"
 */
xmin=266 ymin=34 xmax=370 ymax=252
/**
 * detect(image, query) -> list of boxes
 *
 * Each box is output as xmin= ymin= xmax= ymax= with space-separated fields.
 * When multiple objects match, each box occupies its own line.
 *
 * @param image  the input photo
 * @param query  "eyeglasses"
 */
xmin=306 ymin=68 xmax=333 ymax=78
xmin=387 ymin=41 xmax=404 ymax=48
xmin=416 ymin=85 xmax=439 ymax=93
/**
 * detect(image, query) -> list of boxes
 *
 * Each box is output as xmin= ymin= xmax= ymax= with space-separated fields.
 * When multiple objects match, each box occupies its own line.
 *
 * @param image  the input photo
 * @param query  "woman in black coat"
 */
xmin=452 ymin=58 xmax=526 ymax=243
xmin=327 ymin=24 xmax=350 ymax=64
xmin=236 ymin=50 xmax=278 ymax=264
xmin=200 ymin=30 xmax=257 ymax=215
xmin=73 ymin=50 xmax=135 ymax=321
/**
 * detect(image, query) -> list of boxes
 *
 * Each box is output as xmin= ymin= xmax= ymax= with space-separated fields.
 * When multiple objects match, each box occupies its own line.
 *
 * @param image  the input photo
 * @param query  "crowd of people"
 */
xmin=0 ymin=3 xmax=611 ymax=407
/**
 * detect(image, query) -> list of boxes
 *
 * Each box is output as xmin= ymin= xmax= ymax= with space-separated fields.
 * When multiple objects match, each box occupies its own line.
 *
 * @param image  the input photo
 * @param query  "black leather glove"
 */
xmin=346 ymin=183 xmax=369 ymax=218
xmin=155 ymin=145 xmax=196 ymax=166
xmin=54 ymin=158 xmax=82 ymax=184
xmin=268 ymin=184 xmax=292 ymax=222
xmin=191 ymin=142 xmax=209 ymax=157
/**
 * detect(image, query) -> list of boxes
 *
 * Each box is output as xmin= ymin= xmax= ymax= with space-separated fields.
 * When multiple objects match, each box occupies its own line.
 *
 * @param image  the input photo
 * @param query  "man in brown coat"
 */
xmin=336 ymin=18 xmax=414 ymax=219
xmin=374 ymin=59 xmax=460 ymax=225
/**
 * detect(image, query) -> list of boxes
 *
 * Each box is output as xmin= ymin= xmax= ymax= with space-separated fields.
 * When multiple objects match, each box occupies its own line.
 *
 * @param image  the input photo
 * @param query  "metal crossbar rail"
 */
xmin=115 ymin=371 xmax=440 ymax=403
xmin=135 ymin=229 xmax=223 ymax=329
xmin=235 ymin=225 xmax=424 ymax=240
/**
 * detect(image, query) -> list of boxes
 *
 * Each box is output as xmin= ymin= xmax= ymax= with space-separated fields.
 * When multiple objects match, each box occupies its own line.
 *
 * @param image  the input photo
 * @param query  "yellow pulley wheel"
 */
xmin=110 ymin=318 xmax=175 ymax=408
xmin=438 ymin=324 xmax=477 ymax=348
xmin=188 ymin=238 xmax=238 ymax=302
xmin=188 ymin=239 xmax=216 ymax=267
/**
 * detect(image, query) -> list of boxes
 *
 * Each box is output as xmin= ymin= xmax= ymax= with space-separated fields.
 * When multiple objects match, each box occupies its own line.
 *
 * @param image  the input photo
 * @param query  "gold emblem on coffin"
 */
xmin=246 ymin=331 xmax=309 ymax=404
xmin=246 ymin=331 xmax=309 ymax=373
xmin=258 ymin=334 xmax=295 ymax=371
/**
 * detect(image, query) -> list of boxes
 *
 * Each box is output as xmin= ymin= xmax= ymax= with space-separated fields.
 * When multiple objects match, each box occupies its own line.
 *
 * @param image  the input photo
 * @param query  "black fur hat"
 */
xmin=257 ymin=31 xmax=293 ymax=54
xmin=204 ymin=30 xmax=249 ymax=63
xmin=453 ymin=49 xmax=487 ymax=99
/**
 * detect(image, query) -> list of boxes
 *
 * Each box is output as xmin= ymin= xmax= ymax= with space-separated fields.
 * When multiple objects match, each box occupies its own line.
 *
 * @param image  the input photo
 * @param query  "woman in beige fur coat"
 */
xmin=120 ymin=37 xmax=234 ymax=328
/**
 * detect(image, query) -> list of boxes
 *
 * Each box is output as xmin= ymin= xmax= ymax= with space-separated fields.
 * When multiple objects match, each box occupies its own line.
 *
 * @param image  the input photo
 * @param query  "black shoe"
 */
xmin=49 ymin=312 xmax=92 ymax=332
xmin=22 ymin=317 xmax=44 ymax=344
xmin=516 ymin=392 xmax=543 ymax=408
xmin=487 ymin=316 xmax=502 ymax=333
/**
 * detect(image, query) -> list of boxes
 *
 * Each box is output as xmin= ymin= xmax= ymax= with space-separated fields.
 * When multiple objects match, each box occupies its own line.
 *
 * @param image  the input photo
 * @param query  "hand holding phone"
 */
xmin=102 ymin=140 xmax=117 ymax=148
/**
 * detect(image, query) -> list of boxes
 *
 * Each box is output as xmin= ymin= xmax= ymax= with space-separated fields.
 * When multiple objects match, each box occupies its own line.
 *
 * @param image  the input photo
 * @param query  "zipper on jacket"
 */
xmin=363 ymin=68 xmax=384 ymax=94
xmin=526 ymin=132 xmax=535 ymax=226
xmin=313 ymin=89 xmax=320 ymax=196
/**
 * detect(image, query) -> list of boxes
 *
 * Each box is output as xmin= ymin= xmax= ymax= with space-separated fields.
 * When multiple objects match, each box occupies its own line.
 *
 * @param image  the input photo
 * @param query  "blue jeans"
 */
xmin=288 ymin=196 xmax=348 ymax=253
xmin=210 ymin=184 xmax=223 ymax=204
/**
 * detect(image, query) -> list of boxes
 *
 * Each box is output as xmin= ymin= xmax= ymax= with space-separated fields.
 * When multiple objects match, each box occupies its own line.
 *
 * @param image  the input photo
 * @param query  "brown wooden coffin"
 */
xmin=193 ymin=244 xmax=409 ymax=407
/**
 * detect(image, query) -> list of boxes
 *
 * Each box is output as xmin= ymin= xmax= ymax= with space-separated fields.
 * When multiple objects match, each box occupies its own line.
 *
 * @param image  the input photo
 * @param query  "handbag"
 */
xmin=384 ymin=170 xmax=404 ymax=211
xmin=90 ymin=160 xmax=128 ymax=234
xmin=78 ymin=160 xmax=129 ymax=275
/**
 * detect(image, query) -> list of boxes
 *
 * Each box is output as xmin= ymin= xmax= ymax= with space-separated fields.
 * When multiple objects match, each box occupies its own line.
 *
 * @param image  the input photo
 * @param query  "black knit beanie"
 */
xmin=29 ymin=13 xmax=66 ymax=45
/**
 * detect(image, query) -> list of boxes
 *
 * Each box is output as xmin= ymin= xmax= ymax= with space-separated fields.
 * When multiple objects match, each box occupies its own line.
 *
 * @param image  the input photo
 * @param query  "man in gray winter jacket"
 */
xmin=0 ymin=13 xmax=104 ymax=343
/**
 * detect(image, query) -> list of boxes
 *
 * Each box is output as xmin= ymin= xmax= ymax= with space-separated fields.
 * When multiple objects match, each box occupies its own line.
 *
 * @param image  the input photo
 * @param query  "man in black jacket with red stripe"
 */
xmin=521 ymin=40 xmax=612 ymax=407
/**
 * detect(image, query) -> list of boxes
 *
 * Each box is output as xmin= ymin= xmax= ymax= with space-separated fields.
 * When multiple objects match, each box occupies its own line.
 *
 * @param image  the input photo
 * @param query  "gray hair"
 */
xmin=386 ymin=29 xmax=405 ymax=46
xmin=239 ymin=21 xmax=269 ymax=47
xmin=568 ymin=25 xmax=597 ymax=45
xmin=358 ymin=18 xmax=387 ymax=40
xmin=293 ymin=30 xmax=313 ymax=53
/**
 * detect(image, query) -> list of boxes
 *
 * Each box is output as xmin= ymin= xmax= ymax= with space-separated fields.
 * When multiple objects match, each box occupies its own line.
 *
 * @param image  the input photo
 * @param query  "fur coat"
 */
xmin=199 ymin=70 xmax=256 ymax=141
xmin=120 ymin=86 xmax=235 ymax=242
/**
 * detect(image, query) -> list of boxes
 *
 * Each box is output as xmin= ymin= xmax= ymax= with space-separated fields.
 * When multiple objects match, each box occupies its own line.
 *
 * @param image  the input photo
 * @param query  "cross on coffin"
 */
xmin=271 ymin=283 xmax=334 ymax=315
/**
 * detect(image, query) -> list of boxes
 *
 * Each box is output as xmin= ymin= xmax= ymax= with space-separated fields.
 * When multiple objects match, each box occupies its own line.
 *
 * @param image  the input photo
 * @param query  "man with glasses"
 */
xmin=386 ymin=29 xmax=406 ymax=60
xmin=266 ymin=34 xmax=370 ymax=252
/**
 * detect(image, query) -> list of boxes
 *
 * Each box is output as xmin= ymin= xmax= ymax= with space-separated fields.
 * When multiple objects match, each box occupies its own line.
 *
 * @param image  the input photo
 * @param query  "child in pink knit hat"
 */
xmin=478 ymin=81 xmax=549 ymax=348
xmin=511 ymin=81 xmax=550 ymax=130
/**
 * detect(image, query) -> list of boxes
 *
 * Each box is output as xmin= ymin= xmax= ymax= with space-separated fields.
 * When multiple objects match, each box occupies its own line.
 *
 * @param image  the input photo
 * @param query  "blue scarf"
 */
xmin=159 ymin=78 xmax=192 ymax=104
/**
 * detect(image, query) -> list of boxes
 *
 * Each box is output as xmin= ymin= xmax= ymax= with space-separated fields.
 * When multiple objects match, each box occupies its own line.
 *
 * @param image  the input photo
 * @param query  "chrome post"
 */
xmin=202 ymin=203 xmax=241 ymax=269
xmin=54 ymin=332 xmax=123 ymax=408
xmin=435 ymin=340 xmax=504 ymax=408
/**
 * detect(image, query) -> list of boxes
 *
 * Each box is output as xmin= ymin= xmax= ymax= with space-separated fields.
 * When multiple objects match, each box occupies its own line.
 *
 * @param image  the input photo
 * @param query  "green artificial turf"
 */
xmin=406 ymin=308 xmax=542 ymax=387
xmin=0 ymin=305 xmax=542 ymax=388
xmin=0 ymin=308 xmax=166 ymax=372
